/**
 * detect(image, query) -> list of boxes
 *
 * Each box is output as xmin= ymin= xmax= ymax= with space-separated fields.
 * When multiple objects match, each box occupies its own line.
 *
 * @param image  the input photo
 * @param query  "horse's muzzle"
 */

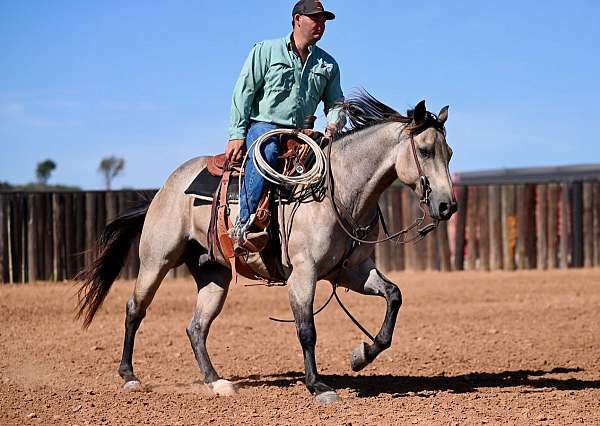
xmin=433 ymin=200 xmax=457 ymax=221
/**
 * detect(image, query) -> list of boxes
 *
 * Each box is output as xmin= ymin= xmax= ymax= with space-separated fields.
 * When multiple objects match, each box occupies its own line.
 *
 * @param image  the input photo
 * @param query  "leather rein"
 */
xmin=324 ymin=126 xmax=439 ymax=246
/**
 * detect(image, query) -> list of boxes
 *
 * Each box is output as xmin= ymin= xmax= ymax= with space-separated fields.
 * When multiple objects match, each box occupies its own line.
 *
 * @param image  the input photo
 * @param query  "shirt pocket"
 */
xmin=307 ymin=65 xmax=330 ymax=102
xmin=264 ymin=61 xmax=295 ymax=92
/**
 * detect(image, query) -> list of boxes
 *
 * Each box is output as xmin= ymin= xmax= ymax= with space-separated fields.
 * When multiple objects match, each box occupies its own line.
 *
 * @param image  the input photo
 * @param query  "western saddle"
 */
xmin=206 ymin=125 xmax=322 ymax=281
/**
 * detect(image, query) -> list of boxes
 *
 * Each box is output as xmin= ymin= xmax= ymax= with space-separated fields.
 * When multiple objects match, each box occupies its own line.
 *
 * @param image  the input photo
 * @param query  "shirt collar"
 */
xmin=287 ymin=32 xmax=314 ymax=54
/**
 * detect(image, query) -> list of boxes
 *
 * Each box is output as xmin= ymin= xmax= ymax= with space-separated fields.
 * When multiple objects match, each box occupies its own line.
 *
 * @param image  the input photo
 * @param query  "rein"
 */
xmin=324 ymin=128 xmax=439 ymax=246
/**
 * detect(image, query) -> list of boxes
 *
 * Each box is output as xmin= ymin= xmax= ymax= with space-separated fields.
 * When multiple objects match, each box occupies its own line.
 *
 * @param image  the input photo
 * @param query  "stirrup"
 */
xmin=233 ymin=229 xmax=269 ymax=255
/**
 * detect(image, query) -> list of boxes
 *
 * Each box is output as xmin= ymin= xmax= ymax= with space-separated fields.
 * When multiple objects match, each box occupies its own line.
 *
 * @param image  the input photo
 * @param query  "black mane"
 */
xmin=336 ymin=90 xmax=444 ymax=137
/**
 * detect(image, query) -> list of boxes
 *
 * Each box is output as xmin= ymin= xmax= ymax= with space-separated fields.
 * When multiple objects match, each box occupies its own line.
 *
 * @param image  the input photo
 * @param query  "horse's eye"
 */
xmin=419 ymin=148 xmax=431 ymax=158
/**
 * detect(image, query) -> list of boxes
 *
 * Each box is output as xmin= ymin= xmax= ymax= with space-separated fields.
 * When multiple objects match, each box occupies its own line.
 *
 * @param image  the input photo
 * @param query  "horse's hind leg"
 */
xmin=334 ymin=258 xmax=402 ymax=372
xmin=118 ymin=261 xmax=171 ymax=390
xmin=185 ymin=260 xmax=233 ymax=396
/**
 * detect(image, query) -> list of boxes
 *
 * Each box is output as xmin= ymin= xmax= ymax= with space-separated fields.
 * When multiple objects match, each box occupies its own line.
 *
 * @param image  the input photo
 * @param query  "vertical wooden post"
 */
xmin=488 ymin=185 xmax=503 ymax=270
xmin=594 ymin=182 xmax=600 ymax=267
xmin=11 ymin=194 xmax=23 ymax=282
xmin=547 ymin=183 xmax=559 ymax=269
xmin=85 ymin=192 xmax=97 ymax=267
xmin=466 ymin=186 xmax=478 ymax=270
xmin=375 ymin=190 xmax=391 ymax=272
xmin=0 ymin=193 xmax=8 ymax=283
xmin=478 ymin=186 xmax=490 ymax=271
xmin=96 ymin=192 xmax=106 ymax=238
xmin=501 ymin=185 xmax=516 ymax=270
xmin=426 ymin=229 xmax=437 ymax=271
xmin=127 ymin=192 xmax=140 ymax=279
xmin=106 ymin=191 xmax=118 ymax=223
xmin=43 ymin=193 xmax=54 ymax=281
xmin=437 ymin=221 xmax=451 ymax=271
xmin=390 ymin=187 xmax=405 ymax=271
xmin=559 ymin=183 xmax=571 ymax=268
xmin=536 ymin=184 xmax=548 ymax=270
xmin=74 ymin=192 xmax=86 ymax=272
xmin=401 ymin=189 xmax=415 ymax=270
xmin=516 ymin=184 xmax=536 ymax=269
xmin=412 ymin=192 xmax=427 ymax=271
xmin=571 ymin=182 xmax=583 ymax=268
xmin=582 ymin=182 xmax=594 ymax=268
xmin=27 ymin=193 xmax=37 ymax=283
xmin=454 ymin=186 xmax=468 ymax=271
xmin=63 ymin=193 xmax=75 ymax=279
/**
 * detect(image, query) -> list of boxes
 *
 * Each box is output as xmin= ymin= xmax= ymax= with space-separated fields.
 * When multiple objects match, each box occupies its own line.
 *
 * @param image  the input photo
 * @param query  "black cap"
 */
xmin=292 ymin=0 xmax=335 ymax=20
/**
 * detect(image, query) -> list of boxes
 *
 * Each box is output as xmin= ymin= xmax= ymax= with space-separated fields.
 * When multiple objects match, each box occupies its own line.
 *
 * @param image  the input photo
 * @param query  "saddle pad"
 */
xmin=184 ymin=167 xmax=240 ymax=205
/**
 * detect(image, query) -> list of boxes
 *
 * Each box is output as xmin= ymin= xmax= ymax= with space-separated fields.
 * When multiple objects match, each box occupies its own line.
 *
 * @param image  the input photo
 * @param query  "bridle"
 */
xmin=325 ymin=121 xmax=442 ymax=246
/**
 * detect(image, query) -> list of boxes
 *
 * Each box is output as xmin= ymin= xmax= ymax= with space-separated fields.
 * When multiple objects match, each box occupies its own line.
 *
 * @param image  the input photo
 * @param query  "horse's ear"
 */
xmin=414 ymin=100 xmax=426 ymax=124
xmin=438 ymin=105 xmax=449 ymax=124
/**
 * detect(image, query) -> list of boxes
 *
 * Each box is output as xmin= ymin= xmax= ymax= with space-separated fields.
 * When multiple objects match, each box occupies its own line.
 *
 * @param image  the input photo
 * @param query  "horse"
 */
xmin=76 ymin=92 xmax=457 ymax=404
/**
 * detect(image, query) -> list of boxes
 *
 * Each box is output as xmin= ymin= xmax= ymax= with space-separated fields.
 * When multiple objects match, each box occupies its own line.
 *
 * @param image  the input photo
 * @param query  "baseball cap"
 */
xmin=292 ymin=0 xmax=335 ymax=20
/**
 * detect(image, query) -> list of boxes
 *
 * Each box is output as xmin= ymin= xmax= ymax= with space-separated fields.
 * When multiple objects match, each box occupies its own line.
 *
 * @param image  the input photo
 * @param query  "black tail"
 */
xmin=75 ymin=198 xmax=151 ymax=328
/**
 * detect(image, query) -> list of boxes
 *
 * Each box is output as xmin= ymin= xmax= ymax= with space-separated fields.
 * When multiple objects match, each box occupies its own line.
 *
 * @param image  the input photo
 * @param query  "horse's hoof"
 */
xmin=350 ymin=341 xmax=370 ymax=372
xmin=123 ymin=380 xmax=142 ymax=392
xmin=315 ymin=390 xmax=341 ymax=404
xmin=209 ymin=379 xmax=236 ymax=396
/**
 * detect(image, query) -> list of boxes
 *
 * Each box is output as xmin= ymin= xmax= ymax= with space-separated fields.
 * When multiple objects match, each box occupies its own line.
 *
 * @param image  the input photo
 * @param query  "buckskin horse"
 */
xmin=76 ymin=92 xmax=456 ymax=404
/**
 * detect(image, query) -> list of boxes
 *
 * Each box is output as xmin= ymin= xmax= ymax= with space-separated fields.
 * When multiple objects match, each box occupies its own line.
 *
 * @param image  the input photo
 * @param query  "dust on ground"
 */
xmin=1 ymin=270 xmax=599 ymax=425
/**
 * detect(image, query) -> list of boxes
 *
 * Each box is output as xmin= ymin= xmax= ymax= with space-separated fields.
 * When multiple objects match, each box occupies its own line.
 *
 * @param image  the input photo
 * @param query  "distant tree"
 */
xmin=98 ymin=156 xmax=125 ymax=190
xmin=36 ymin=159 xmax=57 ymax=185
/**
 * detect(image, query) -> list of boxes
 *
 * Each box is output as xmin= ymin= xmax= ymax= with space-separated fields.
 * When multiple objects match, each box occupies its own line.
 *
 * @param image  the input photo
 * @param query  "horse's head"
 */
xmin=395 ymin=100 xmax=456 ymax=221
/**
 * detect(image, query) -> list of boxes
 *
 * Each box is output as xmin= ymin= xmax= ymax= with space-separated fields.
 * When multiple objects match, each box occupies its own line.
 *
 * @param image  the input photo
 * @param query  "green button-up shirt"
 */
xmin=229 ymin=33 xmax=345 ymax=140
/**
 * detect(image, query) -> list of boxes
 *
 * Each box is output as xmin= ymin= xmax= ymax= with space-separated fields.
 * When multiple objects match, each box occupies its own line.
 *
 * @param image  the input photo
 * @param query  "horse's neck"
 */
xmin=330 ymin=123 xmax=403 ymax=222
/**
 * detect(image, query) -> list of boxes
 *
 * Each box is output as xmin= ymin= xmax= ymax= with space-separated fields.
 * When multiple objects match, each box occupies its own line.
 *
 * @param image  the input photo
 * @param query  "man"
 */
xmin=226 ymin=0 xmax=345 ymax=252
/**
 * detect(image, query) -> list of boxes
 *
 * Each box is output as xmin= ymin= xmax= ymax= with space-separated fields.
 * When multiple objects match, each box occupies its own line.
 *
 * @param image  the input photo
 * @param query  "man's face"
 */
xmin=295 ymin=13 xmax=327 ymax=43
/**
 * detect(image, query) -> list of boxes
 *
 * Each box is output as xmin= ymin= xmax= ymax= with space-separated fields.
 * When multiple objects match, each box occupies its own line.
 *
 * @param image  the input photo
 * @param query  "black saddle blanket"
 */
xmin=184 ymin=167 xmax=240 ymax=205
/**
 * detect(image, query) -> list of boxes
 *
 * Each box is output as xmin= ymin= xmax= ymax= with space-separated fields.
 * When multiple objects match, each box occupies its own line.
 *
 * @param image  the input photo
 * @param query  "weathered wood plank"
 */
xmin=547 ymin=183 xmax=559 ymax=269
xmin=478 ymin=186 xmax=490 ymax=271
xmin=0 ymin=193 xmax=8 ymax=283
xmin=466 ymin=186 xmax=478 ymax=270
xmin=27 ymin=194 xmax=37 ymax=282
xmin=375 ymin=190 xmax=391 ymax=272
xmin=501 ymin=185 xmax=516 ymax=271
xmin=390 ymin=187 xmax=405 ymax=271
xmin=401 ymin=189 xmax=416 ymax=270
xmin=437 ymin=220 xmax=451 ymax=272
xmin=488 ymin=185 xmax=503 ymax=270
xmin=536 ymin=185 xmax=548 ymax=270
xmin=594 ymin=182 xmax=600 ymax=267
xmin=583 ymin=182 xmax=594 ymax=268
xmin=559 ymin=183 xmax=571 ymax=268
xmin=85 ymin=192 xmax=97 ymax=267
xmin=453 ymin=186 xmax=468 ymax=271
xmin=571 ymin=182 xmax=583 ymax=268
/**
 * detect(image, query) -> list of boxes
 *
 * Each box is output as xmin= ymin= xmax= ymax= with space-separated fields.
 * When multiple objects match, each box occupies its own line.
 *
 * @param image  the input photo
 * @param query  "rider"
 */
xmin=225 ymin=0 xmax=346 ymax=252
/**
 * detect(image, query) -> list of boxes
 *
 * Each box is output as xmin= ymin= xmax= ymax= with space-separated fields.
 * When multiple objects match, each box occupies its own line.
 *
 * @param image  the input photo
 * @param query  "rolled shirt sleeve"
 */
xmin=228 ymin=43 xmax=267 ymax=140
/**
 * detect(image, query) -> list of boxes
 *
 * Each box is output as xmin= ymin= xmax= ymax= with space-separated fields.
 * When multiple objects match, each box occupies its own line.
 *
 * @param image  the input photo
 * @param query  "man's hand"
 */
xmin=226 ymin=139 xmax=245 ymax=162
xmin=324 ymin=123 xmax=338 ymax=141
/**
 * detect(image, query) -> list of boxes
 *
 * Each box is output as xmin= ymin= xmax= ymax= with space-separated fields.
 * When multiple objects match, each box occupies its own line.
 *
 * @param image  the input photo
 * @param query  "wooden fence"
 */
xmin=375 ymin=181 xmax=600 ymax=272
xmin=1 ymin=181 xmax=599 ymax=283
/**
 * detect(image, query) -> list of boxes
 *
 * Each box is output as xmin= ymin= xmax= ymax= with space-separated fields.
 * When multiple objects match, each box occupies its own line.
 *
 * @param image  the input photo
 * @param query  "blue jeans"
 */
xmin=238 ymin=122 xmax=282 ymax=226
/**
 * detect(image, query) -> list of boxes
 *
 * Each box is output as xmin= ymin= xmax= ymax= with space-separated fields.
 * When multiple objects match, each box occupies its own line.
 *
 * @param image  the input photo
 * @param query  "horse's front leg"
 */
xmin=288 ymin=263 xmax=341 ymax=404
xmin=335 ymin=258 xmax=403 ymax=371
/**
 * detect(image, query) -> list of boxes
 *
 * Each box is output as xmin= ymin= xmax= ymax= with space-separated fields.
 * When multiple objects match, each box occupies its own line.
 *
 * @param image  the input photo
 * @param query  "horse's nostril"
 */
xmin=439 ymin=202 xmax=449 ymax=215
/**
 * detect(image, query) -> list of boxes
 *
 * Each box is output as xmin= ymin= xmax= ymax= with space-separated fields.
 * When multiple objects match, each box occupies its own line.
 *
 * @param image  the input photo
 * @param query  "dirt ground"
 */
xmin=1 ymin=270 xmax=599 ymax=425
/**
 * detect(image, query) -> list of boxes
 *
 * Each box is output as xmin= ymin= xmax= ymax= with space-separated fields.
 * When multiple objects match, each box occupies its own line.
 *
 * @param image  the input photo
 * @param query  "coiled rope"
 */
xmin=239 ymin=129 xmax=327 ymax=189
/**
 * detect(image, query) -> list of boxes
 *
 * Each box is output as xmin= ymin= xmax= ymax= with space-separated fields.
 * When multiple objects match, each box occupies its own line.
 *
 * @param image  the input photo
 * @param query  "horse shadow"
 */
xmin=232 ymin=367 xmax=600 ymax=398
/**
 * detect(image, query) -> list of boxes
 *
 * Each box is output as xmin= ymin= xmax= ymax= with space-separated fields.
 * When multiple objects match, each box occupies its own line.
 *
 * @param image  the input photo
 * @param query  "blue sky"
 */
xmin=1 ymin=1 xmax=599 ymax=189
